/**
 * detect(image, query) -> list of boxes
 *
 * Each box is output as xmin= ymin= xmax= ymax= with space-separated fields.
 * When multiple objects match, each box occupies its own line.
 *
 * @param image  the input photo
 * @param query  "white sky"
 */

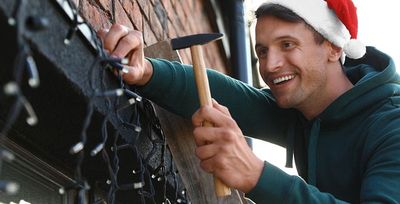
xmin=355 ymin=0 xmax=400 ymax=70
xmin=246 ymin=0 xmax=400 ymax=174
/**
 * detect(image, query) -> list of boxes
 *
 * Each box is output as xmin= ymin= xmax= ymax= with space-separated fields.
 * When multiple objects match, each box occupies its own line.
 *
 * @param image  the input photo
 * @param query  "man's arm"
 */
xmin=97 ymin=24 xmax=293 ymax=143
xmin=140 ymin=58 xmax=294 ymax=144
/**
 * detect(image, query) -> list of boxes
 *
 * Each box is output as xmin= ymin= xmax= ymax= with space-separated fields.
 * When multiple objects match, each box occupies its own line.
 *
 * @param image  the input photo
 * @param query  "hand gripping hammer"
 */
xmin=171 ymin=33 xmax=231 ymax=197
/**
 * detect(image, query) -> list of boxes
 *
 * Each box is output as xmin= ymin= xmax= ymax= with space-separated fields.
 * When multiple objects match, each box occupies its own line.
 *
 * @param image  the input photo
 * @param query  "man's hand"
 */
xmin=192 ymin=99 xmax=264 ymax=193
xmin=97 ymin=24 xmax=153 ymax=86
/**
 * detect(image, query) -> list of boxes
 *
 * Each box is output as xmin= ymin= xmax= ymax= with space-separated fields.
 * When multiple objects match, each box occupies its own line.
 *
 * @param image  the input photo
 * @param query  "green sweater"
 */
xmin=139 ymin=47 xmax=400 ymax=203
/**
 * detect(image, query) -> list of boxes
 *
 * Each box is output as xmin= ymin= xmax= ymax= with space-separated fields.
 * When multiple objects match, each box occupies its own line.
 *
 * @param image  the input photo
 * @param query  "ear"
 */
xmin=326 ymin=42 xmax=343 ymax=62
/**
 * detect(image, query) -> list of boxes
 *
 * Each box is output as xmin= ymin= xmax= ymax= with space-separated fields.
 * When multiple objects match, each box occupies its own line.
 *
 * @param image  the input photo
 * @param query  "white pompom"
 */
xmin=343 ymin=39 xmax=366 ymax=59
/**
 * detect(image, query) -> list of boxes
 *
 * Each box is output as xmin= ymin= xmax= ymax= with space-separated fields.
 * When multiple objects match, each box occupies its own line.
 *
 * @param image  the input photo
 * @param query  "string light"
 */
xmin=0 ymin=0 xmax=190 ymax=202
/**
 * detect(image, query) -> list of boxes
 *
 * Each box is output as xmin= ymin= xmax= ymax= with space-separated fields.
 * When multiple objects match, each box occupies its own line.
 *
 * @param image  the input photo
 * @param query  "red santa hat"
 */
xmin=264 ymin=0 xmax=366 ymax=62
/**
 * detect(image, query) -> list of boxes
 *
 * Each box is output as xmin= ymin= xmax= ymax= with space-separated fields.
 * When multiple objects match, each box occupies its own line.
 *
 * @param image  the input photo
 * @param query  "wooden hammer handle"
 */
xmin=190 ymin=45 xmax=231 ymax=197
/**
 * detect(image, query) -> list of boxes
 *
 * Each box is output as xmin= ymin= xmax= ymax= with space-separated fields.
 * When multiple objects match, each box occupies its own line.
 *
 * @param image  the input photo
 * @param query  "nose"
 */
xmin=261 ymin=49 xmax=283 ymax=73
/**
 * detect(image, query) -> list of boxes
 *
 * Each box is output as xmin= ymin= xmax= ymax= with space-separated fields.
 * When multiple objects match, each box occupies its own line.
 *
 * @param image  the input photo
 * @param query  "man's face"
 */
xmin=255 ymin=16 xmax=332 ymax=110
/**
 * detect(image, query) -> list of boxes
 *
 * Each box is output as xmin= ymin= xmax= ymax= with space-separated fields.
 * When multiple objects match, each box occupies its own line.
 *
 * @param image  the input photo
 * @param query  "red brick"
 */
xmin=180 ymin=0 xmax=192 ymax=21
xmin=137 ymin=0 xmax=167 ymax=41
xmin=178 ymin=49 xmax=191 ymax=65
xmin=187 ymin=0 xmax=194 ymax=10
xmin=185 ymin=12 xmax=197 ymax=34
xmin=114 ymin=0 xmax=134 ymax=29
xmin=192 ymin=0 xmax=199 ymax=11
xmin=173 ymin=1 xmax=188 ymax=29
xmin=167 ymin=18 xmax=178 ymax=38
xmin=151 ymin=2 xmax=168 ymax=40
xmin=143 ymin=19 xmax=158 ymax=46
xmin=198 ymin=14 xmax=213 ymax=33
xmin=170 ymin=14 xmax=186 ymax=37
xmin=161 ymin=0 xmax=174 ymax=20
xmin=94 ymin=0 xmax=111 ymax=12
xmin=78 ymin=0 xmax=228 ymax=74
xmin=119 ymin=0 xmax=142 ymax=30
xmin=136 ymin=0 xmax=151 ymax=21
xmin=170 ymin=0 xmax=178 ymax=8
xmin=80 ymin=0 xmax=111 ymax=31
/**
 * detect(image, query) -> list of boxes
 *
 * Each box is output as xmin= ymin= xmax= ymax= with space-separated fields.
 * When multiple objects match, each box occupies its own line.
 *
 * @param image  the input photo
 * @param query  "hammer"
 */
xmin=171 ymin=33 xmax=232 ymax=197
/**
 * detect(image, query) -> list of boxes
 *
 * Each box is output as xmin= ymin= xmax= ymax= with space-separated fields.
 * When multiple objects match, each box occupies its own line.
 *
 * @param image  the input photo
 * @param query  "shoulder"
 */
xmin=362 ymin=99 xmax=400 ymax=156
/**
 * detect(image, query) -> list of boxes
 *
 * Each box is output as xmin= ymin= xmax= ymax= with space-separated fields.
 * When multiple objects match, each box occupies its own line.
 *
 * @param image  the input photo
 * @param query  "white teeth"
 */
xmin=273 ymin=75 xmax=295 ymax=84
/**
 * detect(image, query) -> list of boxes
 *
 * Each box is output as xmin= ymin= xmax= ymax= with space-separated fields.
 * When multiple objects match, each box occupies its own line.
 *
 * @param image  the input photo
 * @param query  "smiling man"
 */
xmin=98 ymin=0 xmax=400 ymax=203
xmin=255 ymin=13 xmax=354 ymax=119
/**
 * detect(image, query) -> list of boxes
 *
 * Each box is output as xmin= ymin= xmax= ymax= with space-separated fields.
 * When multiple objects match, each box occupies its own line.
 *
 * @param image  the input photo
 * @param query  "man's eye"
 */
xmin=282 ymin=42 xmax=294 ymax=49
xmin=256 ymin=48 xmax=268 ymax=58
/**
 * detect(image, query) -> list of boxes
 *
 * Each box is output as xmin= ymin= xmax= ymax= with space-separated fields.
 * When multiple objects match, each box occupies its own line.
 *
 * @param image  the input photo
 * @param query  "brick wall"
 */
xmin=74 ymin=0 xmax=228 ymax=74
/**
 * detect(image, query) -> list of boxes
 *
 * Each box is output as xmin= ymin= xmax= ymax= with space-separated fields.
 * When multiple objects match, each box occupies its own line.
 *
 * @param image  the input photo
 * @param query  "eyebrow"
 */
xmin=255 ymin=43 xmax=264 ymax=49
xmin=255 ymin=35 xmax=297 ymax=49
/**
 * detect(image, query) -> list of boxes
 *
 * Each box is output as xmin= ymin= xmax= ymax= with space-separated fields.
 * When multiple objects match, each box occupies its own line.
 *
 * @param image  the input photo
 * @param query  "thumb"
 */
xmin=96 ymin=28 xmax=109 ymax=40
xmin=212 ymin=98 xmax=232 ymax=117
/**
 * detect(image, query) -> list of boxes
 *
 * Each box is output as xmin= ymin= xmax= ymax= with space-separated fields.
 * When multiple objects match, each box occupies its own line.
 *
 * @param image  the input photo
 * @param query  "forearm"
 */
xmin=138 ymin=58 xmax=201 ymax=117
xmin=138 ymin=58 xmax=293 ymax=143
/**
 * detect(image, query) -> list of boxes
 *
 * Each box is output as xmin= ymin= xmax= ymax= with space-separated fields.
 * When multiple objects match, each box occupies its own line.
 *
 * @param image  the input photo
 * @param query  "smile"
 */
xmin=272 ymin=75 xmax=295 ymax=85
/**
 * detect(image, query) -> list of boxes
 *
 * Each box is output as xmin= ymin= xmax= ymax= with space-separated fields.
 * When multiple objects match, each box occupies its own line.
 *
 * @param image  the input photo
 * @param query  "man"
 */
xmin=98 ymin=0 xmax=400 ymax=203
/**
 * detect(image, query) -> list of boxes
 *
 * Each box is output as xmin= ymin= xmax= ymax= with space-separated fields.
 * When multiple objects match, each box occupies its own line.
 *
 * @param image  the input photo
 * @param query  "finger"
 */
xmin=195 ymin=143 xmax=218 ymax=160
xmin=193 ymin=126 xmax=238 ymax=147
xmin=103 ymin=24 xmax=130 ymax=54
xmin=97 ymin=28 xmax=108 ymax=41
xmin=193 ymin=126 xmax=215 ymax=146
xmin=192 ymin=105 xmax=235 ymax=129
xmin=200 ymin=158 xmax=215 ymax=173
xmin=212 ymin=99 xmax=232 ymax=117
xmin=121 ymin=65 xmax=142 ymax=84
xmin=192 ymin=106 xmax=214 ymax=127
xmin=111 ymin=30 xmax=143 ymax=59
xmin=199 ymin=155 xmax=227 ymax=174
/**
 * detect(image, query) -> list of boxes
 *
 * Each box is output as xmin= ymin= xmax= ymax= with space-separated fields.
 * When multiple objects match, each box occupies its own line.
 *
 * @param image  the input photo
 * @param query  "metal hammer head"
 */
xmin=171 ymin=33 xmax=223 ymax=50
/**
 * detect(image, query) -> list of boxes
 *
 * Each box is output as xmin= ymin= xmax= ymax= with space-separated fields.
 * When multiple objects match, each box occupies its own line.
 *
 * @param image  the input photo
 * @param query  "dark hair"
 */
xmin=255 ymin=3 xmax=325 ymax=45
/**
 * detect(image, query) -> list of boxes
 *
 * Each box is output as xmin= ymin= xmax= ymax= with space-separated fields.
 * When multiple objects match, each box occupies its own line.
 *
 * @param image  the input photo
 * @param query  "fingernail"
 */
xmin=110 ymin=54 xmax=119 ymax=59
xmin=121 ymin=58 xmax=129 ymax=64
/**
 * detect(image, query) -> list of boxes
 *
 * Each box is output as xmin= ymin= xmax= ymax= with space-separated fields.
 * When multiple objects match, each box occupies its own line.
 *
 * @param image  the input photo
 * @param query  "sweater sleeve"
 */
xmin=359 ymin=108 xmax=400 ymax=203
xmin=138 ymin=58 xmax=294 ymax=145
xmin=246 ymin=161 xmax=350 ymax=204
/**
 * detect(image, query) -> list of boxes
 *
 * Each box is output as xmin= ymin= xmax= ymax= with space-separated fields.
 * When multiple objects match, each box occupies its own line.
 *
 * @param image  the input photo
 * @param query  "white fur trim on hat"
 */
xmin=343 ymin=39 xmax=366 ymax=59
xmin=262 ymin=0 xmax=366 ymax=61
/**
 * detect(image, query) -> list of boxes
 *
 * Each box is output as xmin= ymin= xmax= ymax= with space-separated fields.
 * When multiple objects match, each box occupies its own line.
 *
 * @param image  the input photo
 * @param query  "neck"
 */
xmin=301 ymin=64 xmax=353 ymax=120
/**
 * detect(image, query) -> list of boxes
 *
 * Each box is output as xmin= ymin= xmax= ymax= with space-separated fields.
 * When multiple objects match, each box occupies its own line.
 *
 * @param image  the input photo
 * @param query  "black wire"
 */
xmin=13 ymin=45 xmax=27 ymax=84
xmin=1 ymin=0 xmax=38 ymax=136
xmin=0 ymin=0 xmax=39 ymax=198
xmin=111 ymin=0 xmax=116 ymax=24
xmin=0 ymin=95 xmax=23 ymax=136
xmin=64 ymin=0 xmax=84 ymax=45
xmin=161 ymin=136 xmax=167 ymax=202
xmin=109 ymin=130 xmax=121 ymax=204
xmin=2 ymin=0 xmax=190 ymax=202
xmin=67 ymin=24 xmax=106 ymax=196
xmin=8 ymin=0 xmax=24 ymax=26
xmin=90 ymin=114 xmax=109 ymax=156
xmin=132 ymin=146 xmax=146 ymax=204
xmin=57 ymin=3 xmax=187 ymax=202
